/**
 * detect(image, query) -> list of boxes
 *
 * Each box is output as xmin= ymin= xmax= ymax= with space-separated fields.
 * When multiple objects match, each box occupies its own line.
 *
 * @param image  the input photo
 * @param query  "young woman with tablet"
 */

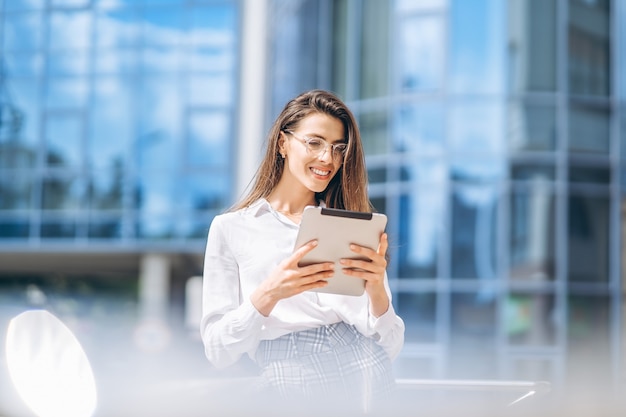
xmin=200 ymin=89 xmax=405 ymax=410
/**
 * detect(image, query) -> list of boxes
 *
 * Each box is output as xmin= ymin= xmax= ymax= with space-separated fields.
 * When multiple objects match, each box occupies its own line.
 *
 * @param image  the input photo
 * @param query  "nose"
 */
xmin=317 ymin=144 xmax=334 ymax=162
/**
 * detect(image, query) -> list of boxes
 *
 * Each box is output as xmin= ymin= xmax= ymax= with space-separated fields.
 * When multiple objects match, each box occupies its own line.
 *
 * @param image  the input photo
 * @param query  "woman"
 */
xmin=200 ymin=90 xmax=404 ymax=410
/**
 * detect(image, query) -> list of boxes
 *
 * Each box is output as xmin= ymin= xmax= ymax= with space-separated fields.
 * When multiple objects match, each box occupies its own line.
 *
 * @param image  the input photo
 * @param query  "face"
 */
xmin=279 ymin=112 xmax=345 ymax=194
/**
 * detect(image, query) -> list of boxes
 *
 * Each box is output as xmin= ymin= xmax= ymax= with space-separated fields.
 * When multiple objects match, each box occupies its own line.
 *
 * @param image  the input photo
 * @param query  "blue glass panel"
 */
xmin=141 ymin=46 xmax=181 ymax=73
xmin=510 ymin=163 xmax=555 ymax=181
xmin=508 ymin=102 xmax=557 ymax=152
xmin=45 ymin=78 xmax=88 ymax=108
xmin=91 ymin=77 xmax=133 ymax=169
xmin=95 ymin=0 xmax=142 ymax=6
xmin=186 ymin=46 xmax=235 ymax=73
xmin=187 ymin=75 xmax=233 ymax=107
xmin=49 ymin=11 xmax=92 ymax=50
xmin=450 ymin=157 xmax=504 ymax=182
xmin=174 ymin=216 xmax=212 ymax=239
xmin=451 ymin=185 xmax=499 ymax=280
xmin=397 ymin=292 xmax=437 ymax=343
xmin=88 ymin=218 xmax=122 ymax=238
xmin=568 ymin=0 xmax=610 ymax=96
xmin=42 ymin=176 xmax=84 ymax=210
xmin=95 ymin=8 xmax=139 ymax=48
xmin=4 ymin=53 xmax=43 ymax=77
xmin=0 ymin=218 xmax=30 ymax=238
xmin=621 ymin=1 xmax=626 ymax=100
xmin=396 ymin=0 xmax=446 ymax=11
xmin=188 ymin=5 xmax=236 ymax=45
xmin=45 ymin=115 xmax=82 ymax=167
xmin=400 ymin=159 xmax=446 ymax=184
xmin=393 ymin=103 xmax=445 ymax=153
xmin=40 ymin=218 xmax=76 ymax=238
xmin=94 ymin=49 xmax=137 ymax=74
xmin=4 ymin=12 xmax=43 ymax=51
xmin=567 ymin=194 xmax=609 ymax=282
xmin=186 ymin=110 xmax=230 ymax=168
xmin=135 ymin=174 xmax=175 ymax=214
xmin=449 ymin=100 xmax=504 ymax=155
xmin=137 ymin=76 xmax=180 ymax=171
xmin=50 ymin=0 xmax=90 ymax=7
xmin=89 ymin=169 xmax=124 ymax=210
xmin=48 ymin=51 xmax=89 ymax=76
xmin=176 ymin=173 xmax=229 ymax=212
xmin=622 ymin=109 xmax=626 ymax=166
xmin=136 ymin=214 xmax=173 ymax=239
xmin=5 ymin=78 xmax=41 ymax=146
xmin=568 ymin=105 xmax=610 ymax=154
xmin=174 ymin=174 xmax=230 ymax=237
xmin=450 ymin=0 xmax=505 ymax=94
xmin=569 ymin=166 xmax=611 ymax=184
xmin=0 ymin=142 xmax=38 ymax=170
xmin=3 ymin=0 xmax=45 ymax=12
xmin=509 ymin=185 xmax=555 ymax=281
xmin=507 ymin=0 xmax=557 ymax=92
xmin=398 ymin=190 xmax=443 ymax=279
xmin=141 ymin=8 xmax=183 ymax=47
xmin=398 ymin=15 xmax=444 ymax=92
xmin=360 ymin=0 xmax=390 ymax=99
xmin=359 ymin=110 xmax=388 ymax=155
xmin=0 ymin=171 xmax=33 ymax=209
xmin=449 ymin=292 xmax=497 ymax=378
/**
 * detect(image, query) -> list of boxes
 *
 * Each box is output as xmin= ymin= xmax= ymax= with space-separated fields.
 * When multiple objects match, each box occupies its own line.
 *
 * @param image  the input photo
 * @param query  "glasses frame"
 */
xmin=283 ymin=130 xmax=348 ymax=161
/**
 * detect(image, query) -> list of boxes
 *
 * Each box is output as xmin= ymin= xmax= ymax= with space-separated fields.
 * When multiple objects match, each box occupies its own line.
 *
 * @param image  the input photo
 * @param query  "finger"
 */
xmin=377 ymin=233 xmax=389 ymax=256
xmin=340 ymin=259 xmax=382 ymax=275
xmin=292 ymin=239 xmax=319 ymax=262
xmin=297 ymin=279 xmax=329 ymax=292
xmin=300 ymin=262 xmax=335 ymax=276
xmin=348 ymin=243 xmax=377 ymax=259
xmin=346 ymin=244 xmax=386 ymax=268
xmin=290 ymin=272 xmax=333 ymax=295
xmin=341 ymin=267 xmax=373 ymax=281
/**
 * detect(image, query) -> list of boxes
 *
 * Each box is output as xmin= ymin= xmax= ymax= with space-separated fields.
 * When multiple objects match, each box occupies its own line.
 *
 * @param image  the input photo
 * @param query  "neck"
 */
xmin=266 ymin=193 xmax=316 ymax=216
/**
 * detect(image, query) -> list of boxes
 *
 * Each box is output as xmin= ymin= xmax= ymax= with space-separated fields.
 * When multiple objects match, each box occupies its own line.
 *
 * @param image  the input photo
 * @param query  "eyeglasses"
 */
xmin=284 ymin=130 xmax=348 ymax=160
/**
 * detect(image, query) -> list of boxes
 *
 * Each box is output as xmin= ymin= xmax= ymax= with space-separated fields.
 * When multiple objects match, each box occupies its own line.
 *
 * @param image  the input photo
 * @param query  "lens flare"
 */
xmin=5 ymin=310 xmax=97 ymax=417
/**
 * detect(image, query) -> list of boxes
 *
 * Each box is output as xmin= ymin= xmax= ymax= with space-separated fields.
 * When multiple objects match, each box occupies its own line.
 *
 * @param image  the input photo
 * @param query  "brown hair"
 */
xmin=233 ymin=89 xmax=372 ymax=212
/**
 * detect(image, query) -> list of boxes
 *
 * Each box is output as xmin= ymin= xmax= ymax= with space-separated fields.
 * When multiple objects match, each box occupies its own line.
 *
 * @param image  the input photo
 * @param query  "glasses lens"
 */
xmin=305 ymin=138 xmax=325 ymax=152
xmin=333 ymin=144 xmax=347 ymax=158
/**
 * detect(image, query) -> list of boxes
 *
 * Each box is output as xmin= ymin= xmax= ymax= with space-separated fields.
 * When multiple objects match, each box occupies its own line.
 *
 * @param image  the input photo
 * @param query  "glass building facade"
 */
xmin=0 ymin=0 xmax=239 ymax=244
xmin=268 ymin=0 xmax=624 ymax=389
xmin=0 ymin=0 xmax=625 ymax=403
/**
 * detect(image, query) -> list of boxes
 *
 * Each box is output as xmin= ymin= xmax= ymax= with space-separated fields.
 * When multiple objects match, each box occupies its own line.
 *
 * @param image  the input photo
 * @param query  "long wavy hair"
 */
xmin=233 ymin=89 xmax=372 ymax=212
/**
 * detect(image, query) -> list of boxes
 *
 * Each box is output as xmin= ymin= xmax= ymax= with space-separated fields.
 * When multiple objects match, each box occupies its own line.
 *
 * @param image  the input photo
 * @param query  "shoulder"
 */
xmin=210 ymin=199 xmax=268 ymax=229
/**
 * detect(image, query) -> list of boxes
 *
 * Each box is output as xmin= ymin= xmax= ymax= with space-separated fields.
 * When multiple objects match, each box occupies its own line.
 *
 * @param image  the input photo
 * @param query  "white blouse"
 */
xmin=200 ymin=198 xmax=405 ymax=369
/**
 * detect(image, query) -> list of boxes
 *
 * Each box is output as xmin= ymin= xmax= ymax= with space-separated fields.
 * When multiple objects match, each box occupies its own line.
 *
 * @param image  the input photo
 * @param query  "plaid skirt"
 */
xmin=254 ymin=322 xmax=395 ymax=411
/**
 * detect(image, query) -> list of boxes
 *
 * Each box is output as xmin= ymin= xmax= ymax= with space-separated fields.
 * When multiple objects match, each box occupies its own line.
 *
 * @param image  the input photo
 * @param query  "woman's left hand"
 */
xmin=340 ymin=232 xmax=390 ymax=317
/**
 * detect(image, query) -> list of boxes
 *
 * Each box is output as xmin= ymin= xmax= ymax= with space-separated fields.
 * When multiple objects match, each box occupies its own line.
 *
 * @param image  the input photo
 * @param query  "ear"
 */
xmin=278 ymin=131 xmax=287 ymax=157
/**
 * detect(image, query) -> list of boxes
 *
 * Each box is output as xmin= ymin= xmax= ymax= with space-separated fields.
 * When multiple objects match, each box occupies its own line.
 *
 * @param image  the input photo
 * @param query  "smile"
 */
xmin=311 ymin=167 xmax=331 ymax=177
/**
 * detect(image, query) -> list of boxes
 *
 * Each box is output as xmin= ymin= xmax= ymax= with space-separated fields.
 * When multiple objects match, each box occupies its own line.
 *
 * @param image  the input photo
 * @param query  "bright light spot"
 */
xmin=5 ymin=310 xmax=97 ymax=417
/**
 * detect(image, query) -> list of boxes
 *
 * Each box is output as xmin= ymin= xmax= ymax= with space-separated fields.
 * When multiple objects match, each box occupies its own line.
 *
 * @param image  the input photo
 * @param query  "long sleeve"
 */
xmin=369 ymin=301 xmax=405 ymax=361
xmin=369 ymin=273 xmax=405 ymax=361
xmin=199 ymin=215 xmax=267 ymax=369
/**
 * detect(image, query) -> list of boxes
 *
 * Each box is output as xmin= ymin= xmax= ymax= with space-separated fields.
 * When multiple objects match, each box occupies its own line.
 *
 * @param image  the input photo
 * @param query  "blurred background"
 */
xmin=0 ymin=0 xmax=625 ymax=415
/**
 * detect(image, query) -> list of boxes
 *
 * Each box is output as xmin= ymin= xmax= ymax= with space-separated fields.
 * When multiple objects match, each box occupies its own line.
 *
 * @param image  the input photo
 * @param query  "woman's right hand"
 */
xmin=250 ymin=240 xmax=334 ymax=316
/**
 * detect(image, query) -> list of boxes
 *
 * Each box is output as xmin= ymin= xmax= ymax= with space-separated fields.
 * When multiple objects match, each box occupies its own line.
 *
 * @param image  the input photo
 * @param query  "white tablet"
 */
xmin=293 ymin=206 xmax=388 ymax=296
